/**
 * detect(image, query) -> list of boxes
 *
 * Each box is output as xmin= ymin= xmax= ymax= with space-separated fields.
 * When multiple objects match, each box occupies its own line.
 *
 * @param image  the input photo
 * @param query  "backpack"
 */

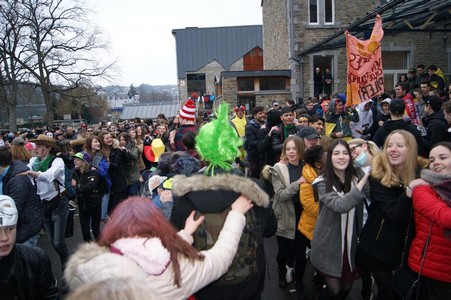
xmin=49 ymin=156 xmax=77 ymax=200
xmin=193 ymin=207 xmax=260 ymax=286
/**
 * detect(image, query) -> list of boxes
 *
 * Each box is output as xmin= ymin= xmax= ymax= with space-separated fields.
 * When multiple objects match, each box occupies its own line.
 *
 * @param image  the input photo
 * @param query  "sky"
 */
xmin=93 ymin=0 xmax=263 ymax=87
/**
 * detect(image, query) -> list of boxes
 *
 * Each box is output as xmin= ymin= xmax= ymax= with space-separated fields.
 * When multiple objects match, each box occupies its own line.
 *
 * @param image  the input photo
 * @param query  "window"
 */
xmin=309 ymin=0 xmax=335 ymax=25
xmin=309 ymin=0 xmax=318 ymax=24
xmin=237 ymin=78 xmax=254 ymax=91
xmin=324 ymin=0 xmax=334 ymax=24
xmin=382 ymin=51 xmax=409 ymax=92
xmin=259 ymin=77 xmax=287 ymax=91
xmin=187 ymin=73 xmax=206 ymax=94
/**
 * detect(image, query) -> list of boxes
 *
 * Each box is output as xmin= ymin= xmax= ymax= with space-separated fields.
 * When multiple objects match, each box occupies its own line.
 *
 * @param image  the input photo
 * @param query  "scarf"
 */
xmin=32 ymin=155 xmax=54 ymax=172
xmin=420 ymin=169 xmax=451 ymax=238
xmin=283 ymin=124 xmax=294 ymax=139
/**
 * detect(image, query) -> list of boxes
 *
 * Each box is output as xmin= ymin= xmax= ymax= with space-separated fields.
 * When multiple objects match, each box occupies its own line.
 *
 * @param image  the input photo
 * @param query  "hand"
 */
xmin=231 ymin=195 xmax=253 ymax=214
xmin=356 ymin=172 xmax=370 ymax=191
xmin=18 ymin=170 xmax=37 ymax=178
xmin=71 ymin=179 xmax=76 ymax=187
xmin=160 ymin=190 xmax=173 ymax=203
xmin=184 ymin=211 xmax=204 ymax=236
xmin=169 ymin=130 xmax=176 ymax=144
xmin=298 ymin=176 xmax=307 ymax=185
xmin=335 ymin=131 xmax=344 ymax=138
xmin=406 ymin=178 xmax=430 ymax=198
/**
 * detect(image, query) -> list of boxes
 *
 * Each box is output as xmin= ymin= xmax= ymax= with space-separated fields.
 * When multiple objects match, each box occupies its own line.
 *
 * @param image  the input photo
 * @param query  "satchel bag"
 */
xmin=391 ymin=209 xmax=432 ymax=300
xmin=65 ymin=202 xmax=77 ymax=238
xmin=392 ymin=265 xmax=419 ymax=300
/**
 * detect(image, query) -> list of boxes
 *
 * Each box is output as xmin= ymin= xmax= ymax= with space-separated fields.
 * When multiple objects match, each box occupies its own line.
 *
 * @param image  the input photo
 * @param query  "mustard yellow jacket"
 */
xmin=297 ymin=164 xmax=319 ymax=241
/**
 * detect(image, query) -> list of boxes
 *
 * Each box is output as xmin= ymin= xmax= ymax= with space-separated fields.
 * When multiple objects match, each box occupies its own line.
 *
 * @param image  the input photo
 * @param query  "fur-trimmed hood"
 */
xmin=64 ymin=242 xmax=109 ymax=288
xmin=172 ymin=173 xmax=270 ymax=208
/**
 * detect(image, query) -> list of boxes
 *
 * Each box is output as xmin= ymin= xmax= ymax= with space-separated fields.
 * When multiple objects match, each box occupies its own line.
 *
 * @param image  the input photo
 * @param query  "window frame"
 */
xmin=308 ymin=0 xmax=335 ymax=26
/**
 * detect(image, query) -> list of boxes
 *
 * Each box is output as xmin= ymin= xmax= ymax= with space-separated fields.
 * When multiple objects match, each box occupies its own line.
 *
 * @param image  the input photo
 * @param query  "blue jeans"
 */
xmin=19 ymin=233 xmax=40 ymax=247
xmin=41 ymin=195 xmax=69 ymax=270
xmin=101 ymin=193 xmax=110 ymax=219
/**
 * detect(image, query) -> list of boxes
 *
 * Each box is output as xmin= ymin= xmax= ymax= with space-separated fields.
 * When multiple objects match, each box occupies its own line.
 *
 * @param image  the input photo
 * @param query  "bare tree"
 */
xmin=0 ymin=0 xmax=29 ymax=131
xmin=1 ymin=0 xmax=116 ymax=126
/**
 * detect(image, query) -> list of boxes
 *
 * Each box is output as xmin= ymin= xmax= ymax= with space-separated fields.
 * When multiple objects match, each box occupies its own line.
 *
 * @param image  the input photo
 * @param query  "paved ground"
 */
xmin=38 ymin=208 xmax=369 ymax=299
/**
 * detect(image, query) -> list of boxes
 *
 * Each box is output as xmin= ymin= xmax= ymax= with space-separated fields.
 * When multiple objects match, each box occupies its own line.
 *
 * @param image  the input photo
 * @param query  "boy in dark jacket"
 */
xmin=0 ymin=196 xmax=59 ymax=299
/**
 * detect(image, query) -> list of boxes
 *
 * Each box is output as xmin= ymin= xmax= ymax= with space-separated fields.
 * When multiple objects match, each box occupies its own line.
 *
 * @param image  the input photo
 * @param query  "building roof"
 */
xmin=121 ymin=103 xmax=180 ymax=120
xmin=298 ymin=0 xmax=451 ymax=56
xmin=172 ymin=25 xmax=263 ymax=79
xmin=222 ymin=69 xmax=291 ymax=79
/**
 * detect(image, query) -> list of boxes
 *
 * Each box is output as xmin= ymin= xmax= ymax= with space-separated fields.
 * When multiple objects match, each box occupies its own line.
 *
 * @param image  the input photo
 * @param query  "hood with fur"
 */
xmin=172 ymin=173 xmax=270 ymax=209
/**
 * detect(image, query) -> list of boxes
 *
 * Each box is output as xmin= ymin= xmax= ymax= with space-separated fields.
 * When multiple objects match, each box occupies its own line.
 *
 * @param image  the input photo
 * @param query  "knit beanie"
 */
xmin=179 ymin=99 xmax=196 ymax=121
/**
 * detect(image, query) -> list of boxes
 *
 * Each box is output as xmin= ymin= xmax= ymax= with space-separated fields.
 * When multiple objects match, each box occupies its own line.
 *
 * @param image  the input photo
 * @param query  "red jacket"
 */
xmin=408 ymin=185 xmax=451 ymax=282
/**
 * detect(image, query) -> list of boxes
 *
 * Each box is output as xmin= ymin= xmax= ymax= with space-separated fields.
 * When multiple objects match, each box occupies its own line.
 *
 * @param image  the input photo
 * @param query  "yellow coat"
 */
xmin=297 ymin=164 xmax=319 ymax=241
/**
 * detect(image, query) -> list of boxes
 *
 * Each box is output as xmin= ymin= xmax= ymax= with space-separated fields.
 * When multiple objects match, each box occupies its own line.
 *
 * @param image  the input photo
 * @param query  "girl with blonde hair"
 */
xmin=358 ymin=130 xmax=427 ymax=300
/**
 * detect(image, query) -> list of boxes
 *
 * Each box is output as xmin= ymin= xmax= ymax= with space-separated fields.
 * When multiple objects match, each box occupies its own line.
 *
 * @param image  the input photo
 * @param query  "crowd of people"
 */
xmin=0 ymin=64 xmax=450 ymax=300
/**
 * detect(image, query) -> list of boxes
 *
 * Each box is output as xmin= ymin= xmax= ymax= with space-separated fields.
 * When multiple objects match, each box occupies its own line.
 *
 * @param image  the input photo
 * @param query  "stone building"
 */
xmin=262 ymin=0 xmax=451 ymax=100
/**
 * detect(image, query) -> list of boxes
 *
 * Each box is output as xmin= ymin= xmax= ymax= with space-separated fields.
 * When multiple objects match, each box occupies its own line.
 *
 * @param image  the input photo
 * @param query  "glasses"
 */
xmin=87 ymin=130 xmax=93 ymax=132
xmin=350 ymin=144 xmax=362 ymax=153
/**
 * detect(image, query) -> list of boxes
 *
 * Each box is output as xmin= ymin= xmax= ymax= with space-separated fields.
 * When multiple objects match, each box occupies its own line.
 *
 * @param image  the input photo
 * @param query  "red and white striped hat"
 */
xmin=179 ymin=99 xmax=196 ymax=120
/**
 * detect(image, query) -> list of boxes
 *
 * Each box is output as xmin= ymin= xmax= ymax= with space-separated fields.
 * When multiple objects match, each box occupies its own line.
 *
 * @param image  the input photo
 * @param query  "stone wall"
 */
xmin=262 ymin=0 xmax=290 ymax=70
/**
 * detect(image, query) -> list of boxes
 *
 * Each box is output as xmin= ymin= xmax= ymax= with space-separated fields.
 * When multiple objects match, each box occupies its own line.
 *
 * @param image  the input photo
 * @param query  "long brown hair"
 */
xmin=98 ymin=196 xmax=204 ymax=287
xmin=84 ymin=135 xmax=109 ymax=162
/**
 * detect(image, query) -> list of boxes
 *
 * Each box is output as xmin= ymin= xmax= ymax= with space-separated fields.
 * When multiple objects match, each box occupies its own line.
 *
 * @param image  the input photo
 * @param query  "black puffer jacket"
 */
xmin=0 ymin=244 xmax=59 ymax=299
xmin=2 ymin=161 xmax=42 ymax=243
xmin=170 ymin=172 xmax=277 ymax=300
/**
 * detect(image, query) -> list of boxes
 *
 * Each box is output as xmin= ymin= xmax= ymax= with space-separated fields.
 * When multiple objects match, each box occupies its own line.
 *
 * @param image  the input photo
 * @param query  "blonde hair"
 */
xmin=67 ymin=277 xmax=159 ymax=300
xmin=76 ymin=159 xmax=90 ymax=174
xmin=371 ymin=130 xmax=418 ymax=187
xmin=348 ymin=138 xmax=380 ymax=157
xmin=280 ymin=136 xmax=305 ymax=162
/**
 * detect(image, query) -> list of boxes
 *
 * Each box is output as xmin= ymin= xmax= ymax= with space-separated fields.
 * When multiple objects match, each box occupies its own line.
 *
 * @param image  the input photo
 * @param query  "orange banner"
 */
xmin=346 ymin=14 xmax=384 ymax=106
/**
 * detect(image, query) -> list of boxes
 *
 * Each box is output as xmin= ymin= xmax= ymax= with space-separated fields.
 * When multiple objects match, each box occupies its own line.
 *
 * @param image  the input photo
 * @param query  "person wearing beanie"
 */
xmin=422 ymin=95 xmax=448 ymax=153
xmin=0 ymin=195 xmax=59 ymax=299
xmin=172 ymin=99 xmax=198 ymax=151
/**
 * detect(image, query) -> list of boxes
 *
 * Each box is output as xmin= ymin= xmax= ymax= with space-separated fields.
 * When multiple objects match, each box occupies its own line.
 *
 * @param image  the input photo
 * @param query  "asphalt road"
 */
xmin=38 ymin=208 xmax=367 ymax=299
